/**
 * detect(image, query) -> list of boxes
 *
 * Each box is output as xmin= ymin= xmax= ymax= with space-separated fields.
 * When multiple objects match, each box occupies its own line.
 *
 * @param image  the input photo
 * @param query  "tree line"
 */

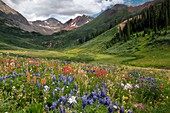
xmin=108 ymin=0 xmax=170 ymax=47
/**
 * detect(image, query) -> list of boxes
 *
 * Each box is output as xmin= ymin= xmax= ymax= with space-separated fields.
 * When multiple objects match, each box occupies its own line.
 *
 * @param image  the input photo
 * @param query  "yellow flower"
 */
xmin=150 ymin=102 xmax=152 ymax=104
xmin=123 ymin=96 xmax=129 ymax=100
xmin=107 ymin=92 xmax=110 ymax=96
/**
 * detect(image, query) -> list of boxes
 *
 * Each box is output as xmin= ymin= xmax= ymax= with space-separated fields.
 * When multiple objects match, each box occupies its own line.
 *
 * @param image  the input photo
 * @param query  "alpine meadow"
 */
xmin=0 ymin=0 xmax=170 ymax=113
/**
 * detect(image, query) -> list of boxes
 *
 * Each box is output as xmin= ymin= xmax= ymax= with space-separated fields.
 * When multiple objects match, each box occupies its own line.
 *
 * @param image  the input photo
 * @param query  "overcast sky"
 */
xmin=2 ymin=0 xmax=151 ymax=23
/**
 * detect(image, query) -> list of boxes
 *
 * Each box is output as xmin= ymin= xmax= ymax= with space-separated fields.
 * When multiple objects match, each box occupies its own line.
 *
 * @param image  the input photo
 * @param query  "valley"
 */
xmin=0 ymin=0 xmax=170 ymax=112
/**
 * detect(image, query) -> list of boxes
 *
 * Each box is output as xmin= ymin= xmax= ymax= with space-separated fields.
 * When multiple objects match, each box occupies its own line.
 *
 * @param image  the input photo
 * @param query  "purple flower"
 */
xmin=70 ymin=90 xmax=74 ymax=96
xmin=61 ymin=96 xmax=66 ymax=105
xmin=45 ymin=105 xmax=49 ymax=111
xmin=151 ymin=84 xmax=156 ymax=88
xmin=108 ymin=104 xmax=114 ymax=113
xmin=68 ymin=81 xmax=70 ymax=86
xmin=97 ymin=90 xmax=101 ymax=97
xmin=99 ymin=98 xmax=103 ymax=104
xmin=37 ymin=82 xmax=41 ymax=89
xmin=58 ymin=81 xmax=60 ymax=86
xmin=59 ymin=105 xmax=65 ymax=113
xmin=55 ymin=87 xmax=60 ymax=92
xmin=90 ymin=92 xmax=96 ymax=97
xmin=74 ymin=84 xmax=78 ymax=90
xmin=52 ymin=102 xmax=57 ymax=108
xmin=10 ymin=80 xmax=13 ymax=85
xmin=0 ymin=77 xmax=3 ymax=81
xmin=87 ymin=99 xmax=93 ymax=105
xmin=53 ymin=76 xmax=56 ymax=81
xmin=52 ymin=91 xmax=56 ymax=98
xmin=63 ymin=79 xmax=67 ymax=86
xmin=82 ymin=95 xmax=88 ymax=109
xmin=23 ymin=90 xmax=26 ymax=94
xmin=93 ymin=95 xmax=98 ymax=102
xmin=106 ymin=97 xmax=111 ymax=105
xmin=101 ymin=89 xmax=106 ymax=97
xmin=95 ymin=84 xmax=98 ymax=89
xmin=120 ymin=106 xmax=124 ymax=113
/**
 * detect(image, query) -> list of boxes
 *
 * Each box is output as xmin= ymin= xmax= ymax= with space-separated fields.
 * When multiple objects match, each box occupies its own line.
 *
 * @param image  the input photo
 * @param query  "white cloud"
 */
xmin=2 ymin=0 xmax=150 ymax=23
xmin=2 ymin=0 xmax=124 ymax=23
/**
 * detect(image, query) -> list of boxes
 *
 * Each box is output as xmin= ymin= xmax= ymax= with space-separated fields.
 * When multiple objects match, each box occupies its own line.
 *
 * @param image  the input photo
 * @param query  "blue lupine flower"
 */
xmin=99 ymin=98 xmax=103 ymax=104
xmin=82 ymin=95 xmax=88 ymax=108
xmin=37 ymin=82 xmax=41 ymax=89
xmin=70 ymin=90 xmax=74 ymax=96
xmin=93 ymin=95 xmax=98 ymax=102
xmin=87 ymin=99 xmax=93 ymax=105
xmin=90 ymin=92 xmax=96 ymax=97
xmin=106 ymin=97 xmax=111 ymax=105
xmin=61 ymin=96 xmax=67 ymax=105
xmin=55 ymin=87 xmax=60 ymax=92
xmin=63 ymin=79 xmax=67 ymax=86
xmin=108 ymin=104 xmax=114 ymax=113
xmin=58 ymin=81 xmax=60 ymax=86
xmin=52 ymin=91 xmax=56 ymax=98
xmin=68 ymin=81 xmax=70 ymax=86
xmin=59 ymin=105 xmax=65 ymax=113
xmin=97 ymin=90 xmax=101 ymax=97
xmin=102 ymin=98 xmax=107 ymax=105
xmin=95 ymin=84 xmax=98 ymax=89
xmin=10 ymin=80 xmax=13 ymax=85
xmin=151 ymin=84 xmax=156 ymax=88
xmin=74 ymin=84 xmax=78 ymax=90
xmin=101 ymin=89 xmax=106 ymax=97
xmin=23 ymin=90 xmax=26 ymax=94
xmin=53 ymin=76 xmax=56 ymax=81
xmin=52 ymin=102 xmax=57 ymax=108
xmin=120 ymin=106 xmax=124 ymax=113
xmin=45 ymin=105 xmax=49 ymax=111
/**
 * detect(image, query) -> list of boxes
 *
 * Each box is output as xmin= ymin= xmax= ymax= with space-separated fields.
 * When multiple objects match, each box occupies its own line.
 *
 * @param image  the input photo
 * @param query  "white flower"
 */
xmin=44 ymin=85 xmax=50 ymax=91
xmin=124 ymin=83 xmax=132 ymax=90
xmin=68 ymin=96 xmax=77 ymax=104
xmin=134 ymin=84 xmax=139 ymax=88
xmin=120 ymin=82 xmax=125 ymax=87
xmin=113 ymin=105 xmax=118 ymax=109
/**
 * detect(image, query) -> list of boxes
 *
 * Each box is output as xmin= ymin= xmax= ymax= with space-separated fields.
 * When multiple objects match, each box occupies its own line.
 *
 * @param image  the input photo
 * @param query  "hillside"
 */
xmin=49 ymin=2 xmax=155 ymax=48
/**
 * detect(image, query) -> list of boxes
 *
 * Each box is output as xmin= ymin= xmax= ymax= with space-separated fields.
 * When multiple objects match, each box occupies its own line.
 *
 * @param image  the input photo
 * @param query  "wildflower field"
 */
xmin=0 ymin=54 xmax=170 ymax=113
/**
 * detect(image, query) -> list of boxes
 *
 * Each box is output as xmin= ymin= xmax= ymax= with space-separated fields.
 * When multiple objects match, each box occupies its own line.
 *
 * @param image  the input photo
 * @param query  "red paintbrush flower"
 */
xmin=159 ymin=85 xmax=163 ymax=89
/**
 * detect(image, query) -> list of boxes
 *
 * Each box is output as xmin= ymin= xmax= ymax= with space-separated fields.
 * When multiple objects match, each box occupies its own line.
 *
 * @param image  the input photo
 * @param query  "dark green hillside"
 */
xmin=0 ymin=18 xmax=51 ymax=49
xmin=49 ymin=5 xmax=133 ymax=48
xmin=116 ymin=0 xmax=170 ymax=42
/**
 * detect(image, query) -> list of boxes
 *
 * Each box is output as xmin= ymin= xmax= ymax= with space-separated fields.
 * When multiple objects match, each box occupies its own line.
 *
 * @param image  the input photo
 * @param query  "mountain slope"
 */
xmin=64 ymin=15 xmax=93 ymax=30
xmin=50 ymin=1 xmax=156 ymax=48
xmin=0 ymin=0 xmax=29 ymax=26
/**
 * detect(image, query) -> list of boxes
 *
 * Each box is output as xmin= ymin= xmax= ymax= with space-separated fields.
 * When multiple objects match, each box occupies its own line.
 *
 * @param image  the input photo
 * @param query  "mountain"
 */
xmin=50 ymin=1 xmax=156 ymax=48
xmin=0 ymin=0 xmax=29 ymax=26
xmin=32 ymin=18 xmax=64 ymax=27
xmin=64 ymin=15 xmax=93 ymax=30
xmin=0 ymin=0 xmax=55 ymax=35
xmin=0 ymin=1 xmax=91 ymax=35
xmin=30 ymin=18 xmax=65 ymax=33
